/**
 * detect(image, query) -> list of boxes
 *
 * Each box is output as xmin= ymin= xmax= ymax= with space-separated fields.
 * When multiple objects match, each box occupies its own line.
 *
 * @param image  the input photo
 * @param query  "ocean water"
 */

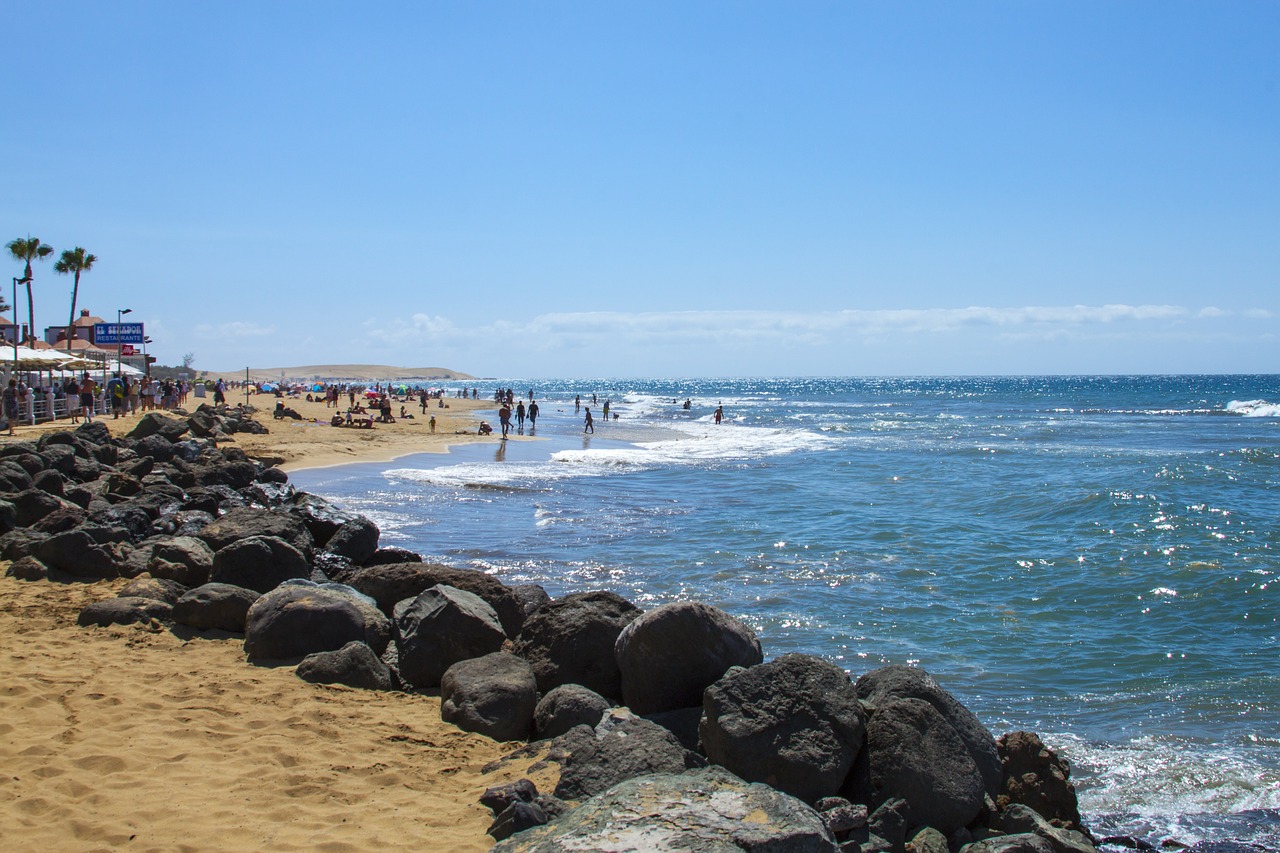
xmin=290 ymin=376 xmax=1280 ymax=849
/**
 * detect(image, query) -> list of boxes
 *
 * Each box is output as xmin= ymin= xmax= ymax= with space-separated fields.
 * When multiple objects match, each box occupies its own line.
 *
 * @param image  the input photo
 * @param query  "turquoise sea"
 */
xmin=290 ymin=376 xmax=1280 ymax=849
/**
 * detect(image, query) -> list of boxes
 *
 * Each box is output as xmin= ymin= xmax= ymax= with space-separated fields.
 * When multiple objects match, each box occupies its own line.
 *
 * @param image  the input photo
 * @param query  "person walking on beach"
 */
xmin=516 ymin=400 xmax=525 ymax=430
xmin=499 ymin=403 xmax=512 ymax=438
xmin=3 ymin=379 xmax=19 ymax=435
xmin=575 ymin=395 xmax=581 ymax=413
xmin=429 ymin=415 xmax=436 ymax=433
xmin=583 ymin=407 xmax=594 ymax=434
xmin=528 ymin=400 xmax=538 ymax=430
xmin=79 ymin=373 xmax=97 ymax=422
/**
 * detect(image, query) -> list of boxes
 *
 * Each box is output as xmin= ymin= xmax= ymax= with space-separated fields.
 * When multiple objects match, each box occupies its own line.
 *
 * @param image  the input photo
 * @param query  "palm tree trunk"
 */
xmin=22 ymin=262 xmax=33 ymax=346
xmin=66 ymin=271 xmax=81 ymax=352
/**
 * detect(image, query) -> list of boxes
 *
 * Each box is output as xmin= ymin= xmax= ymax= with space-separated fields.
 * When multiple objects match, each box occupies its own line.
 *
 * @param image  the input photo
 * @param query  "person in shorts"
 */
xmin=78 ymin=373 xmax=97 ymax=423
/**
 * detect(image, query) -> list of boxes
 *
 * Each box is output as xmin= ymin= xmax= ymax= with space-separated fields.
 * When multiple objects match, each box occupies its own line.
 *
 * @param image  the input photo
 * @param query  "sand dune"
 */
xmin=0 ymin=574 xmax=558 ymax=851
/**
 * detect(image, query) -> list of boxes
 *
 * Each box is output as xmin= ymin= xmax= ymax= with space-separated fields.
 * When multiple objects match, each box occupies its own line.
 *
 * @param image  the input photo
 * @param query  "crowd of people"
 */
xmin=0 ymin=372 xmax=195 ymax=434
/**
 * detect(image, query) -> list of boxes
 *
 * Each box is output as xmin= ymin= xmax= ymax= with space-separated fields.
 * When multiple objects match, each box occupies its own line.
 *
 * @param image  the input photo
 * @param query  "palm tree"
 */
xmin=54 ymin=247 xmax=98 ymax=352
xmin=6 ymin=236 xmax=54 ymax=345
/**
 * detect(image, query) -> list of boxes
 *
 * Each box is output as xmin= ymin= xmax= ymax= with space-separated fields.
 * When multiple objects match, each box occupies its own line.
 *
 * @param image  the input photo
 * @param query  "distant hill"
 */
xmin=202 ymin=364 xmax=475 ymax=383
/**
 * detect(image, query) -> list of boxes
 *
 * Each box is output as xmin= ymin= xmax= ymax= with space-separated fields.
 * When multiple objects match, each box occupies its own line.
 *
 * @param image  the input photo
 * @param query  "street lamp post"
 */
xmin=142 ymin=336 xmax=153 ymax=378
xmin=116 ymin=308 xmax=132 ymax=376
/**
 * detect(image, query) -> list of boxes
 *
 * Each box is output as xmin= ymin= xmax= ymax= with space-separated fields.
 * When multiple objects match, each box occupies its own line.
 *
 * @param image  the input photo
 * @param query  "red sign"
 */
xmin=120 ymin=345 xmax=135 ymax=356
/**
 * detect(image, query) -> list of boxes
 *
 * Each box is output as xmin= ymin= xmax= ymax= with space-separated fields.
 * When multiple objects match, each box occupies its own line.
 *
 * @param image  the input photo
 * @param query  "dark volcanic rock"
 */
xmin=146 ymin=535 xmax=216 ymax=586
xmin=863 ymin=696 xmax=984 ymax=836
xmin=196 ymin=506 xmax=314 ymax=557
xmin=512 ymin=590 xmax=640 ymax=703
xmin=78 ymin=596 xmax=172 ymax=628
xmin=534 ymin=684 xmax=612 ymax=740
xmin=35 ymin=529 xmax=122 ymax=578
xmin=700 ymin=653 xmax=866 ymax=804
xmin=10 ymin=488 xmax=77 ymax=528
xmin=440 ymin=651 xmax=538 ymax=742
xmin=323 ymin=516 xmax=380 ymax=563
xmin=210 ymin=534 xmax=310 ymax=593
xmin=6 ymin=554 xmax=49 ymax=580
xmin=615 ymin=600 xmax=762 ymax=716
xmin=291 ymin=492 xmax=362 ymax=547
xmin=118 ymin=576 xmax=188 ymax=605
xmin=31 ymin=468 xmax=66 ymax=497
xmin=349 ymin=561 xmax=522 ymax=636
xmin=244 ymin=584 xmax=387 ymax=661
xmin=172 ymin=582 xmax=260 ymax=632
xmin=296 ymin=640 xmax=393 ymax=691
xmin=132 ymin=433 xmax=177 ymax=463
xmin=997 ymin=731 xmax=1084 ymax=832
xmin=0 ymin=498 xmax=16 ymax=535
xmin=30 ymin=504 xmax=87 ymax=534
xmin=0 ymin=528 xmax=48 ymax=561
xmin=128 ymin=413 xmax=190 ymax=441
xmin=395 ymin=584 xmax=507 ymax=689
xmin=492 ymin=765 xmax=836 ymax=852
xmin=856 ymin=664 xmax=1002 ymax=799
xmin=510 ymin=583 xmax=551 ymax=618
xmin=552 ymin=709 xmax=707 ymax=802
xmin=361 ymin=546 xmax=422 ymax=566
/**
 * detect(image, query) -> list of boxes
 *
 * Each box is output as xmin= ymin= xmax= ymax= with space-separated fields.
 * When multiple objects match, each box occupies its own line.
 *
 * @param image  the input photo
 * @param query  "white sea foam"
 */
xmin=383 ymin=416 xmax=830 ymax=490
xmin=1227 ymin=399 xmax=1280 ymax=417
xmin=1057 ymin=732 xmax=1280 ymax=843
xmin=550 ymin=420 xmax=830 ymax=470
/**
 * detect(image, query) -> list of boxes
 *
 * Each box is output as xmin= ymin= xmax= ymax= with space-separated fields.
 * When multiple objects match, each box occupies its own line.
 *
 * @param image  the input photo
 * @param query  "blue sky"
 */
xmin=5 ymin=2 xmax=1277 ymax=377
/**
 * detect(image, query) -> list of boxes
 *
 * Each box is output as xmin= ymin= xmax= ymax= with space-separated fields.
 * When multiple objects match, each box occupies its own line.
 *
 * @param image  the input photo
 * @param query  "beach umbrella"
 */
xmin=260 ymin=382 xmax=278 ymax=392
xmin=311 ymin=384 xmax=323 ymax=392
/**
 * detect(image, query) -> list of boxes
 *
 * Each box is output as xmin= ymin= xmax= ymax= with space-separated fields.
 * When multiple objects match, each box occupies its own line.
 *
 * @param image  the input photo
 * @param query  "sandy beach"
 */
xmin=0 ymin=391 xmax=560 ymax=851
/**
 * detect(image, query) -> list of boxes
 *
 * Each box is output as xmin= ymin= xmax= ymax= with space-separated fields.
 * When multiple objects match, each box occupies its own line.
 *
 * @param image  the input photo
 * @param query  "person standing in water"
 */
xmin=528 ymin=400 xmax=539 ymax=429
xmin=714 ymin=405 xmax=724 ymax=425
xmin=583 ymin=407 xmax=594 ymax=434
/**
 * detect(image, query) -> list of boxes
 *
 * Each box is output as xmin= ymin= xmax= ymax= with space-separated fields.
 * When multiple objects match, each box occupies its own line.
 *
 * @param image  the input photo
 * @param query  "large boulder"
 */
xmin=118 ymin=576 xmax=188 ymax=605
xmin=35 ymin=529 xmax=123 ymax=578
xmin=395 ymin=584 xmax=507 ymax=689
xmin=993 ymin=804 xmax=1096 ymax=853
xmin=296 ymin=640 xmax=393 ymax=691
xmin=78 ymin=596 xmax=172 ymax=628
xmin=348 ymin=562 xmax=522 ymax=636
xmin=534 ymin=684 xmax=612 ymax=740
xmin=856 ymin=664 xmax=1001 ymax=799
xmin=615 ymin=600 xmax=762 ymax=715
xmin=210 ymin=535 xmax=310 ymax=594
xmin=172 ymin=582 xmax=261 ymax=632
xmin=244 ymin=584 xmax=389 ymax=661
xmin=492 ymin=765 xmax=838 ymax=853
xmin=10 ymin=488 xmax=78 ymax=528
xmin=512 ymin=590 xmax=640 ymax=703
xmin=862 ymin=696 xmax=985 ymax=836
xmin=128 ymin=413 xmax=190 ymax=442
xmin=323 ymin=516 xmax=380 ymax=563
xmin=551 ymin=708 xmax=707 ymax=802
xmin=700 ymin=653 xmax=866 ymax=804
xmin=996 ymin=731 xmax=1084 ymax=832
xmin=291 ymin=492 xmax=363 ymax=547
xmin=196 ymin=506 xmax=314 ymax=558
xmin=440 ymin=651 xmax=538 ymax=742
xmin=147 ymin=535 xmax=215 ymax=586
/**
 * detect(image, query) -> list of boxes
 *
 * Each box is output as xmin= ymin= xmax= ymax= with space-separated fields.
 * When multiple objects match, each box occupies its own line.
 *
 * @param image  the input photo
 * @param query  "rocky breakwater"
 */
xmin=4 ymin=412 xmax=1094 ymax=852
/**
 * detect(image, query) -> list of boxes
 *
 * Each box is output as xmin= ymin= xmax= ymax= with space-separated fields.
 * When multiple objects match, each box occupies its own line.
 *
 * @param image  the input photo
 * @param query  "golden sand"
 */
xmin=0 ymin=390 xmax=562 ymax=851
